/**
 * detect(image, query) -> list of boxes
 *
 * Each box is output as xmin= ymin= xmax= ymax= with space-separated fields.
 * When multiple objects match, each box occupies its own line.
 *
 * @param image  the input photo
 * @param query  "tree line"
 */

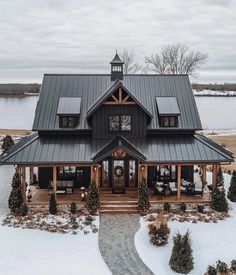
xmin=0 ymin=83 xmax=40 ymax=95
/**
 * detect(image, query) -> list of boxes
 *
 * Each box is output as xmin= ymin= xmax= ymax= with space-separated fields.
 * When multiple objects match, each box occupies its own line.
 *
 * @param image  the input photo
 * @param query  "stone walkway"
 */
xmin=99 ymin=214 xmax=154 ymax=275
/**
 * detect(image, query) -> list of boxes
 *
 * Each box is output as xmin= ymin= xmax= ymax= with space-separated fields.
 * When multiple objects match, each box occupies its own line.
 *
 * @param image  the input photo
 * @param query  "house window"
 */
xmin=121 ymin=115 xmax=131 ymax=131
xmin=109 ymin=115 xmax=131 ymax=131
xmin=109 ymin=116 xmax=120 ymax=131
xmin=59 ymin=116 xmax=78 ymax=128
xmin=160 ymin=116 xmax=178 ymax=127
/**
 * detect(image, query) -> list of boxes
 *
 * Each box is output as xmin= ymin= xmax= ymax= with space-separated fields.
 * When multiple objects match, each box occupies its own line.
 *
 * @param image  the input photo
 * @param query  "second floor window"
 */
xmin=60 ymin=116 xmax=78 ymax=128
xmin=160 ymin=116 xmax=178 ymax=127
xmin=109 ymin=115 xmax=131 ymax=131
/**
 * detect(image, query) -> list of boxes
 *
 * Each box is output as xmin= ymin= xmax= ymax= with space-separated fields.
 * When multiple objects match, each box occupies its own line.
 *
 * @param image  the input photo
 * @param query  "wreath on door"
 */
xmin=115 ymin=166 xmax=124 ymax=178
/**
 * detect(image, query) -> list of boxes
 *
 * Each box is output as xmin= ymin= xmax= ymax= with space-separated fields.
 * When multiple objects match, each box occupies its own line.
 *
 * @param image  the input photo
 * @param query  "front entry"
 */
xmin=101 ymin=157 xmax=138 ymax=188
xmin=113 ymin=160 xmax=125 ymax=187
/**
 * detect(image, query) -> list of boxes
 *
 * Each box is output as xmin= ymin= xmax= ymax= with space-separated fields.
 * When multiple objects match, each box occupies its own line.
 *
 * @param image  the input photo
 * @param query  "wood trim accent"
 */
xmin=53 ymin=165 xmax=57 ymax=198
xmin=112 ymin=95 xmax=119 ymax=102
xmin=202 ymin=164 xmax=207 ymax=182
xmin=29 ymin=167 xmax=34 ymax=185
xmin=177 ymin=164 xmax=181 ymax=201
xmin=119 ymin=87 xmax=122 ymax=102
xmin=21 ymin=166 xmax=26 ymax=203
xmin=123 ymin=95 xmax=130 ymax=102
xmin=143 ymin=164 xmax=147 ymax=181
xmin=104 ymin=101 xmax=136 ymax=105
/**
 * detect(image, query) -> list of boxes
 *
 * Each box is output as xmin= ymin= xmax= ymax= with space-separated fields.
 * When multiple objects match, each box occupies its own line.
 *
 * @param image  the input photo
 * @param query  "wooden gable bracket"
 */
xmin=104 ymin=87 xmax=135 ymax=105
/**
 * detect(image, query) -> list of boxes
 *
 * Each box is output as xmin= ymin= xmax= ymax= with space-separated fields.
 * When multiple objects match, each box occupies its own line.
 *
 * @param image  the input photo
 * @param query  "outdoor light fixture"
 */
xmin=94 ymin=166 xmax=97 ymax=172
xmin=141 ymin=165 xmax=145 ymax=171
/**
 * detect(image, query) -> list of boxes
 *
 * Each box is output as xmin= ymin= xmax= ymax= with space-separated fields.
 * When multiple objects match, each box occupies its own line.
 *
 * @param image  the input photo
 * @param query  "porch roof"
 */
xmin=0 ymin=133 xmax=233 ymax=165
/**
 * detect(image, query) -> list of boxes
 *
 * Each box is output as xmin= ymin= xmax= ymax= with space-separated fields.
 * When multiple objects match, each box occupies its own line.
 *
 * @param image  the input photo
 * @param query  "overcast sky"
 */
xmin=0 ymin=0 xmax=235 ymax=83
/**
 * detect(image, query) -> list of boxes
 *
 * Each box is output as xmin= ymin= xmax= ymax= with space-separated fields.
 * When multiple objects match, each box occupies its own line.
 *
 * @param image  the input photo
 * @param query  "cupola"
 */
xmin=110 ymin=51 xmax=124 ymax=81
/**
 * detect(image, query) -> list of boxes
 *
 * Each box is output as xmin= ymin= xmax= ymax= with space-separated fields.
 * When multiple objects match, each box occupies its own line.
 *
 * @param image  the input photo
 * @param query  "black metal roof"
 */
xmin=0 ymin=133 xmax=233 ymax=165
xmin=92 ymin=136 xmax=146 ymax=163
xmin=156 ymin=96 xmax=180 ymax=116
xmin=32 ymin=74 xmax=202 ymax=131
xmin=57 ymin=97 xmax=81 ymax=115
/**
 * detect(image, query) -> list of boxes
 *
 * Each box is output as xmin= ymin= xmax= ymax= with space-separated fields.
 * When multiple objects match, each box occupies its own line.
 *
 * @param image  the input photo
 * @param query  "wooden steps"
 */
xmin=99 ymin=188 xmax=138 ymax=214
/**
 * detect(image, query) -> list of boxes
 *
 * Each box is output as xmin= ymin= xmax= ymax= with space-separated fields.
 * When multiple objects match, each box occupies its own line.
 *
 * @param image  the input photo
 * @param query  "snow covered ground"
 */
xmin=194 ymin=90 xmax=236 ymax=96
xmin=0 ymin=165 xmax=111 ymax=275
xmin=135 ymin=173 xmax=236 ymax=275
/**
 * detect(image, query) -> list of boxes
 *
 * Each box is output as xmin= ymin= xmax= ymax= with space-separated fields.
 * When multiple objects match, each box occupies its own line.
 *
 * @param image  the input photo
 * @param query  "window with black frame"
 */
xmin=156 ymin=165 xmax=176 ymax=181
xmin=160 ymin=116 xmax=178 ymax=127
xmin=60 ymin=116 xmax=78 ymax=128
xmin=109 ymin=115 xmax=131 ymax=131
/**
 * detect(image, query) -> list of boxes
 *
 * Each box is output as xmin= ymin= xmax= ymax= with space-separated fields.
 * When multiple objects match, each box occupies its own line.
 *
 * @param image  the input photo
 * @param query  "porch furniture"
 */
xmin=193 ymin=181 xmax=203 ymax=196
xmin=169 ymin=182 xmax=177 ymax=194
xmin=49 ymin=180 xmax=74 ymax=194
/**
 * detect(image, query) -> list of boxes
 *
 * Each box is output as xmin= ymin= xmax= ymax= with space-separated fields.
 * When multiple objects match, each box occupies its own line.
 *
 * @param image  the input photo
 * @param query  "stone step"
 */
xmin=100 ymin=200 xmax=138 ymax=205
xmin=99 ymin=210 xmax=138 ymax=214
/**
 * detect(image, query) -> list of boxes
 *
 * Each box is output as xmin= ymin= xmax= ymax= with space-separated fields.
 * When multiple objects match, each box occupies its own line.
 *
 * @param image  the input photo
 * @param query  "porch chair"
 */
xmin=193 ymin=181 xmax=203 ymax=196
xmin=169 ymin=182 xmax=177 ymax=195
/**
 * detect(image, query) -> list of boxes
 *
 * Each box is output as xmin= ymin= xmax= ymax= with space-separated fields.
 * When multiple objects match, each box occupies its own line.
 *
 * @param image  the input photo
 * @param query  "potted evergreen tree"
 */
xmin=169 ymin=231 xmax=194 ymax=274
xmin=8 ymin=168 xmax=23 ymax=213
xmin=138 ymin=180 xmax=150 ymax=213
xmin=228 ymin=170 xmax=236 ymax=202
xmin=86 ymin=181 xmax=99 ymax=214
xmin=212 ymin=168 xmax=228 ymax=212
xmin=1 ymin=135 xmax=14 ymax=156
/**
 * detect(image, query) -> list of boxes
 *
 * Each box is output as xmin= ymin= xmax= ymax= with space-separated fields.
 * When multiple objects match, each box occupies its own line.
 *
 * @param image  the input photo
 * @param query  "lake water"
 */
xmin=0 ymin=95 xmax=236 ymax=130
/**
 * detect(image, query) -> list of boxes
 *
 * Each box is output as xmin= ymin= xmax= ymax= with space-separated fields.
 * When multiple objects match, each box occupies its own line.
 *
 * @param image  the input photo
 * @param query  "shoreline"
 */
xmin=0 ymin=94 xmax=39 ymax=98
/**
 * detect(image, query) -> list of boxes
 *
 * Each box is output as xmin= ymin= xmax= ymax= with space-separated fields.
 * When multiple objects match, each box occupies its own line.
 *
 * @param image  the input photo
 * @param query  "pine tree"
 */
xmin=169 ymin=231 xmax=194 ymax=274
xmin=49 ymin=193 xmax=57 ymax=214
xmin=86 ymin=181 xmax=99 ymax=214
xmin=228 ymin=170 xmax=236 ymax=202
xmin=138 ymin=180 xmax=150 ymax=212
xmin=1 ymin=135 xmax=14 ymax=155
xmin=212 ymin=169 xmax=228 ymax=212
xmin=8 ymin=168 xmax=23 ymax=213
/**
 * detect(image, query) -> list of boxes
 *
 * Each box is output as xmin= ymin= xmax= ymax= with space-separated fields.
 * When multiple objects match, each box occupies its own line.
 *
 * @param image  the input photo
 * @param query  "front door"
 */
xmin=113 ymin=160 xmax=125 ymax=187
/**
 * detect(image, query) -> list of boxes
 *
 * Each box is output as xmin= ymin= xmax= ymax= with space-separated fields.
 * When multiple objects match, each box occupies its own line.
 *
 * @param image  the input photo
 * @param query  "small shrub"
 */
xmin=216 ymin=260 xmax=228 ymax=273
xmin=83 ymin=215 xmax=94 ymax=226
xmin=49 ymin=193 xmax=57 ymax=214
xmin=19 ymin=203 xmax=28 ymax=216
xmin=169 ymin=231 xmax=194 ymax=274
xmin=149 ymin=221 xmax=170 ymax=246
xmin=206 ymin=265 xmax=217 ymax=275
xmin=197 ymin=205 xmax=204 ymax=213
xmin=164 ymin=202 xmax=171 ymax=212
xmin=180 ymin=202 xmax=187 ymax=212
xmin=71 ymin=216 xmax=78 ymax=229
xmin=70 ymin=202 xmax=77 ymax=214
xmin=231 ymin=260 xmax=236 ymax=272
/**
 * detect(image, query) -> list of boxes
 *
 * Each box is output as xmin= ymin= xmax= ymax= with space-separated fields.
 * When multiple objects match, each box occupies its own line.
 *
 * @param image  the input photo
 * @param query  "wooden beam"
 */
xmin=21 ymin=166 xmax=26 ymax=203
xmin=123 ymin=95 xmax=130 ymax=102
xmin=29 ymin=166 xmax=34 ymax=185
xmin=143 ymin=164 xmax=148 ymax=181
xmin=119 ymin=88 xmax=122 ymax=102
xmin=104 ymin=101 xmax=136 ymax=105
xmin=202 ymin=164 xmax=207 ymax=182
xmin=53 ymin=165 xmax=57 ymax=197
xmin=111 ymin=95 xmax=119 ymax=102
xmin=177 ymin=164 xmax=181 ymax=201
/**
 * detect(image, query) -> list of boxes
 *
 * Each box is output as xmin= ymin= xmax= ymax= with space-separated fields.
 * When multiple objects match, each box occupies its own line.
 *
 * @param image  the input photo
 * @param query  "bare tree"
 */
xmin=145 ymin=43 xmax=207 ymax=76
xmin=121 ymin=49 xmax=142 ymax=74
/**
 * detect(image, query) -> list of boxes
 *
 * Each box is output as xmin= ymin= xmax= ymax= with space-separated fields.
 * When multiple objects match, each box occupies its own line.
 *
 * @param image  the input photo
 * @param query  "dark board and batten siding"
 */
xmin=92 ymin=105 xmax=147 ymax=138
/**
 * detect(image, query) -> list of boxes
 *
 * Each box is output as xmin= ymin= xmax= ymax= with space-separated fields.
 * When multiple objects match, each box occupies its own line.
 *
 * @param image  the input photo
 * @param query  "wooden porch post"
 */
xmin=97 ymin=165 xmax=101 ymax=188
xmin=21 ymin=166 xmax=26 ymax=203
xmin=202 ymin=164 xmax=207 ymax=182
xmin=53 ymin=165 xmax=57 ymax=198
xmin=177 ymin=164 xmax=181 ymax=201
xmin=143 ymin=164 xmax=148 ymax=182
xmin=29 ymin=166 xmax=34 ymax=185
xmin=212 ymin=164 xmax=219 ymax=192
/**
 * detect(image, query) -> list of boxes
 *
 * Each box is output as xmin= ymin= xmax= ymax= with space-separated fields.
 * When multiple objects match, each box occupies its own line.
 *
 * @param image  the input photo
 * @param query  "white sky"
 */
xmin=0 ymin=0 xmax=235 ymax=83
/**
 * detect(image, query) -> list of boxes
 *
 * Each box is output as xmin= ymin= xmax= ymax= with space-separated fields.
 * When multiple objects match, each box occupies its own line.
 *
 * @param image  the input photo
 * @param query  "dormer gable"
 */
xmin=86 ymin=80 xmax=152 ymax=120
